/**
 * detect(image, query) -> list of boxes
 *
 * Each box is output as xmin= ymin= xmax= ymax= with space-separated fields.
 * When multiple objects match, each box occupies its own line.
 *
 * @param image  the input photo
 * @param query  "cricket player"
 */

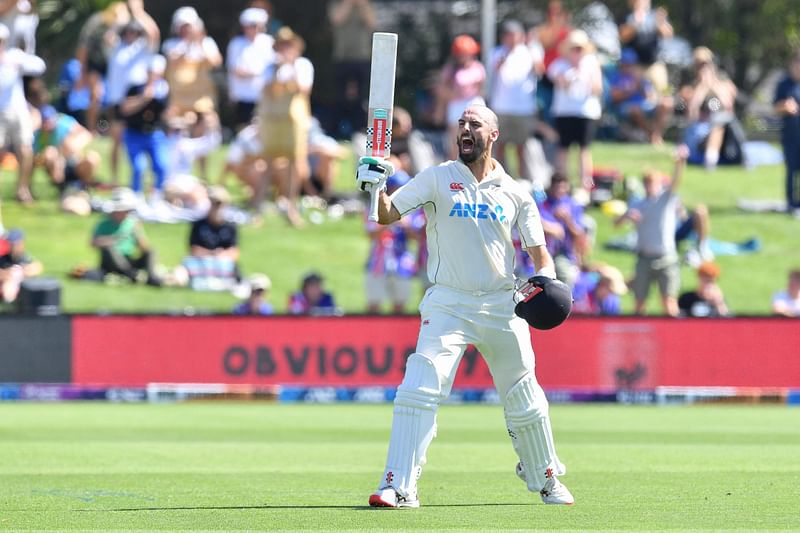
xmin=356 ymin=104 xmax=574 ymax=507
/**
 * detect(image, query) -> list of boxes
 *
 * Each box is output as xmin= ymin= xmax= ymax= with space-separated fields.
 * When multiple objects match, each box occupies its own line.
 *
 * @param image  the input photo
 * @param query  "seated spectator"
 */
xmin=118 ymin=54 xmax=169 ymax=199
xmin=609 ymin=48 xmax=671 ymax=144
xmin=772 ymin=269 xmax=800 ymax=317
xmin=678 ymin=261 xmax=729 ymax=317
xmin=288 ymin=272 xmax=338 ymax=315
xmin=571 ymin=262 xmax=626 ymax=315
xmin=364 ymin=168 xmax=418 ymax=314
xmin=537 ymin=173 xmax=590 ymax=287
xmin=0 ymin=228 xmax=43 ymax=304
xmin=217 ymin=120 xmax=265 ymax=198
xmin=91 ymin=187 xmax=161 ymax=286
xmin=615 ymin=146 xmax=688 ymax=316
xmin=33 ymin=105 xmax=101 ymax=194
xmin=233 ymin=273 xmax=273 ymax=315
xmin=305 ymin=117 xmax=350 ymax=200
xmin=680 ymin=47 xmax=743 ymax=170
xmin=189 ymin=187 xmax=239 ymax=260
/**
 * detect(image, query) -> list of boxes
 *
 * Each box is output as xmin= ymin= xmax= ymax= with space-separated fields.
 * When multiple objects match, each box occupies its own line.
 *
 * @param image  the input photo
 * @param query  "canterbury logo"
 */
xmin=449 ymin=182 xmax=464 ymax=191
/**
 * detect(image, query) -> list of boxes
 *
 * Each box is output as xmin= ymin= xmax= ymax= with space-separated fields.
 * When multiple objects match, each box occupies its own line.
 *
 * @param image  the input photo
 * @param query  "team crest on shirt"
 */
xmin=449 ymin=182 xmax=464 ymax=191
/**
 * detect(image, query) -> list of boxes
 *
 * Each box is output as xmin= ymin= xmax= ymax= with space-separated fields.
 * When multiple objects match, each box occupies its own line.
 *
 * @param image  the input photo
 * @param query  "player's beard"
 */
xmin=458 ymin=134 xmax=486 ymax=164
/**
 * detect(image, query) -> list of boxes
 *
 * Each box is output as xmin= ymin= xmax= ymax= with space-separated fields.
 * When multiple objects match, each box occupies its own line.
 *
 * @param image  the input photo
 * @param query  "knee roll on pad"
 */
xmin=394 ymin=354 xmax=444 ymax=410
xmin=504 ymin=375 xmax=565 ymax=492
xmin=381 ymin=354 xmax=443 ymax=498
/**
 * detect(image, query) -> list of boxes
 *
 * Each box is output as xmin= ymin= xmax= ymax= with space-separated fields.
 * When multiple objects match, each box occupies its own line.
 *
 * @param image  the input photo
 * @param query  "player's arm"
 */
xmin=376 ymin=191 xmax=401 ymax=225
xmin=526 ymin=245 xmax=556 ymax=280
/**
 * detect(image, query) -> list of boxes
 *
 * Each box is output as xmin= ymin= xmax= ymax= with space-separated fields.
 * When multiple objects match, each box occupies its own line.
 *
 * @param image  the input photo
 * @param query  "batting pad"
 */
xmin=380 ymin=354 xmax=442 ymax=499
xmin=504 ymin=375 xmax=566 ymax=492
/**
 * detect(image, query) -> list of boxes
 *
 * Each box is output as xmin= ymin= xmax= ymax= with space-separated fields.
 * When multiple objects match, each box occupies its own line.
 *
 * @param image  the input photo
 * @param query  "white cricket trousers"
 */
xmin=377 ymin=284 xmax=563 ymax=499
xmin=415 ymin=284 xmax=537 ymax=398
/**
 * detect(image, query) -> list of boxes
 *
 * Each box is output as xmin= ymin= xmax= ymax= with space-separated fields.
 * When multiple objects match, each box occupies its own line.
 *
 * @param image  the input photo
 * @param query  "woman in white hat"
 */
xmin=226 ymin=7 xmax=274 ymax=131
xmin=546 ymin=29 xmax=603 ymax=194
xmin=162 ymin=6 xmax=222 ymax=117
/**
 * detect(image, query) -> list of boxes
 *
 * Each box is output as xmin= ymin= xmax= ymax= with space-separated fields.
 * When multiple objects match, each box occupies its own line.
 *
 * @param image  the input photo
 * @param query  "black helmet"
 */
xmin=514 ymin=277 xmax=572 ymax=330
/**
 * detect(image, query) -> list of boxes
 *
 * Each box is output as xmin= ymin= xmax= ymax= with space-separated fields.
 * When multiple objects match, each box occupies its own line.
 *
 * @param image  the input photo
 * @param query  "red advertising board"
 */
xmin=72 ymin=316 xmax=800 ymax=388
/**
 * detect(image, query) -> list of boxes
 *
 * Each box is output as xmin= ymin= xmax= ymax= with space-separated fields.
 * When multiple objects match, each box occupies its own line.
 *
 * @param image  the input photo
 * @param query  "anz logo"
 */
xmin=448 ymin=202 xmax=507 ymax=223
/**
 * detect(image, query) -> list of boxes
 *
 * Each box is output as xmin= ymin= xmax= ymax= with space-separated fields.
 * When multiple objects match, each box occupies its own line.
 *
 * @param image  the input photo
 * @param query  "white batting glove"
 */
xmin=356 ymin=156 xmax=394 ymax=193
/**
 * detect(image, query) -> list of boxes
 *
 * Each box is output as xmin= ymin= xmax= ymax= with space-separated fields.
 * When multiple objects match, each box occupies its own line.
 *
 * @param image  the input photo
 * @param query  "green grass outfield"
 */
xmin=1 ymin=140 xmax=798 ymax=314
xmin=1 ymin=402 xmax=798 ymax=531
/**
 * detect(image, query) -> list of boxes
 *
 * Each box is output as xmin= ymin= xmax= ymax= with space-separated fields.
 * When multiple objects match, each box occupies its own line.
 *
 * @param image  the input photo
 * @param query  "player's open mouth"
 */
xmin=460 ymin=137 xmax=475 ymax=153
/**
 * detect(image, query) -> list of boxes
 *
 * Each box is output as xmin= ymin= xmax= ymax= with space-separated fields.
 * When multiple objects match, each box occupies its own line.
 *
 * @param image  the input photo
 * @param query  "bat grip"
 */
xmin=368 ymin=186 xmax=381 ymax=222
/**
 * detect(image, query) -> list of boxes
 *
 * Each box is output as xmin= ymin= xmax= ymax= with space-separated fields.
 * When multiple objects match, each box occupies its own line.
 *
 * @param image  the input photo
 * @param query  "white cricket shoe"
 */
xmin=368 ymin=486 xmax=420 ymax=509
xmin=516 ymin=462 xmax=575 ymax=505
xmin=540 ymin=474 xmax=574 ymax=505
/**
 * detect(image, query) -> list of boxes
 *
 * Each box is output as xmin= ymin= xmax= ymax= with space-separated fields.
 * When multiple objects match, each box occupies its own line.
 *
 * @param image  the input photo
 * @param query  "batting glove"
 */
xmin=356 ymin=156 xmax=394 ymax=193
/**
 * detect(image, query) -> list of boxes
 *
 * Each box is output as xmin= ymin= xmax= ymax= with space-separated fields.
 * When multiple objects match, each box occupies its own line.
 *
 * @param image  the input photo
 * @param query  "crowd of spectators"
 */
xmin=0 ymin=0 xmax=797 ymax=318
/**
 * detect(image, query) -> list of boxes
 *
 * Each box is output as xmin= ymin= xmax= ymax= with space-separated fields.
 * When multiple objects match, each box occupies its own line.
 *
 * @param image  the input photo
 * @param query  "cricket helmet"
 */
xmin=514 ymin=277 xmax=572 ymax=330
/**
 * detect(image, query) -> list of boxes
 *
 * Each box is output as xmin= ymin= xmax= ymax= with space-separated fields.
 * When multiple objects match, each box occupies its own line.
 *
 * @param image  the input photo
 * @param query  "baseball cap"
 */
xmin=40 ymin=105 xmax=58 ymax=122
xmin=207 ymin=186 xmax=231 ymax=204
xmin=697 ymin=261 xmax=721 ymax=279
xmin=451 ymin=34 xmax=480 ymax=56
xmin=172 ymin=6 xmax=201 ymax=31
xmin=248 ymin=273 xmax=271 ymax=292
xmin=239 ymin=7 xmax=268 ymax=27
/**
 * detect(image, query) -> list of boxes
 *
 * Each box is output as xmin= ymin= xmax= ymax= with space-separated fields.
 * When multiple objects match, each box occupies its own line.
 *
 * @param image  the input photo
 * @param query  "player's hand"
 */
xmin=356 ymin=156 xmax=394 ymax=193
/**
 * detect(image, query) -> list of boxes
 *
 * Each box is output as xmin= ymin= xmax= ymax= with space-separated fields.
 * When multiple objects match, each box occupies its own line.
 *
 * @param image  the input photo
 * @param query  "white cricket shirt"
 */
xmin=390 ymin=159 xmax=546 ymax=293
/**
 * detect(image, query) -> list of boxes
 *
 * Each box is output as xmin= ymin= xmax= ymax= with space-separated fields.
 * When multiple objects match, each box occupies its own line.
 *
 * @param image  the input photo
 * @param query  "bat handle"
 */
xmin=368 ymin=186 xmax=381 ymax=222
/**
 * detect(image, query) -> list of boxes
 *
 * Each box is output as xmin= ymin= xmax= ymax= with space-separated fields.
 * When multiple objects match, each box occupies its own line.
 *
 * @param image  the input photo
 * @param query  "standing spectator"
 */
xmin=534 ymin=0 xmax=571 ymax=125
xmin=75 ymin=1 xmax=129 ymax=132
xmin=0 ymin=228 xmax=42 ymax=304
xmin=773 ymin=52 xmax=800 ymax=216
xmin=226 ymin=7 xmax=274 ymax=132
xmin=772 ymin=269 xmax=800 ymax=317
xmin=547 ymin=29 xmax=602 ymax=192
xmin=609 ymin=48 xmax=672 ymax=144
xmin=118 ymin=54 xmax=169 ymax=199
xmin=188 ymin=186 xmax=240 ymax=273
xmin=232 ymin=273 xmax=273 ymax=315
xmin=256 ymin=26 xmax=313 ymax=227
xmin=434 ymin=34 xmax=485 ymax=159
xmin=91 ymin=187 xmax=161 ymax=286
xmin=33 ymin=105 xmax=100 ymax=193
xmin=678 ymin=261 xmax=729 ymax=317
xmin=618 ymin=0 xmax=673 ymax=95
xmin=105 ymin=0 xmax=160 ymax=186
xmin=0 ymin=22 xmax=44 ymax=204
xmin=681 ymin=47 xmax=740 ymax=170
xmin=329 ymin=0 xmax=375 ymax=138
xmin=162 ymin=7 xmax=222 ymax=118
xmin=288 ymin=272 xmax=338 ymax=315
xmin=615 ymin=146 xmax=689 ymax=316
xmin=490 ymin=20 xmax=541 ymax=181
xmin=364 ymin=168 xmax=417 ymax=314
xmin=249 ymin=0 xmax=282 ymax=36
xmin=0 ymin=0 xmax=37 ymax=53
xmin=537 ymin=173 xmax=589 ymax=287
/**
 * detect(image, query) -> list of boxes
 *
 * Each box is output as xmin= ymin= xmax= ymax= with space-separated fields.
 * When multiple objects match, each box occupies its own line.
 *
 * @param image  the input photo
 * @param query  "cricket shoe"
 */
xmin=368 ymin=486 xmax=420 ymax=509
xmin=516 ymin=462 xmax=574 ymax=505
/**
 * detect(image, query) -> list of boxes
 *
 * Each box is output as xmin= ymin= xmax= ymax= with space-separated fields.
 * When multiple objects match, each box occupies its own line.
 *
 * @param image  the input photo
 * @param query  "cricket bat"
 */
xmin=365 ymin=32 xmax=398 ymax=222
